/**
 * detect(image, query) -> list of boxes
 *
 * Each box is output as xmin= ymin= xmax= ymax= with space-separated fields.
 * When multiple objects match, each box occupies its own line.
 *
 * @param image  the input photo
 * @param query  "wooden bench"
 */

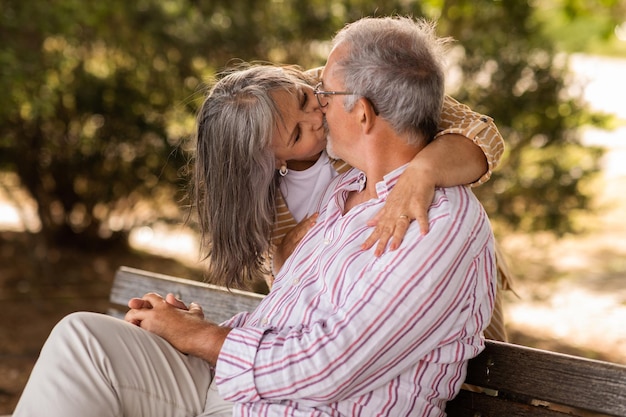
xmin=110 ymin=266 xmax=626 ymax=417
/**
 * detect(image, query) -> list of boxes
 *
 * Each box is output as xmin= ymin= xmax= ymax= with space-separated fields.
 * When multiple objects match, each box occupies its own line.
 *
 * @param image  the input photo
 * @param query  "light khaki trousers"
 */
xmin=13 ymin=312 xmax=233 ymax=417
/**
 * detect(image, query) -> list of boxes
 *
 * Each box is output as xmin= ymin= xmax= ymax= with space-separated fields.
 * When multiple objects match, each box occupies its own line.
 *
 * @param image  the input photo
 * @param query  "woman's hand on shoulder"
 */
xmin=362 ymin=164 xmax=433 ymax=256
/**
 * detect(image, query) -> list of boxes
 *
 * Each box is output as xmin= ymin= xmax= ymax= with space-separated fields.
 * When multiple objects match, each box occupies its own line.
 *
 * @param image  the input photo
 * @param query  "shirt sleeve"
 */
xmin=215 ymin=188 xmax=495 ymax=404
xmin=436 ymin=95 xmax=505 ymax=186
xmin=220 ymin=311 xmax=250 ymax=328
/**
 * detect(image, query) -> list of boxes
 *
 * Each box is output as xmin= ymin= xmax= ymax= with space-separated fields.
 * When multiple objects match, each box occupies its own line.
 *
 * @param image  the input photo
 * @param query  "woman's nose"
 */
xmin=306 ymin=108 xmax=324 ymax=130
xmin=308 ymin=100 xmax=325 ymax=120
xmin=308 ymin=98 xmax=321 ymax=113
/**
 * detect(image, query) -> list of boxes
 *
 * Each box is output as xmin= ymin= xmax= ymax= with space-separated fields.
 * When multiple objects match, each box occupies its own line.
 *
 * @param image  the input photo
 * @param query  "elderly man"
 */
xmin=14 ymin=16 xmax=496 ymax=417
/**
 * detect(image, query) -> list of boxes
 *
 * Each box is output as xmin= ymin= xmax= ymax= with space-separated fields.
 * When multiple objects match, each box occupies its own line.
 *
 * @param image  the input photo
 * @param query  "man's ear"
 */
xmin=357 ymin=97 xmax=377 ymax=134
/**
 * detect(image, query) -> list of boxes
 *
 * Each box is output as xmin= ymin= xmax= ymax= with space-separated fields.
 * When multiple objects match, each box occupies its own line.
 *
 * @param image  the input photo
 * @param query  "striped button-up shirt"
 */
xmin=217 ymin=164 xmax=497 ymax=417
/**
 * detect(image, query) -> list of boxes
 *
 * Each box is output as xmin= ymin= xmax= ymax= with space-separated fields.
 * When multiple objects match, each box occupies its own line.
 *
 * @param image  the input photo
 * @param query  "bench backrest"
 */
xmin=110 ymin=266 xmax=626 ymax=417
xmin=109 ymin=266 xmax=263 ymax=322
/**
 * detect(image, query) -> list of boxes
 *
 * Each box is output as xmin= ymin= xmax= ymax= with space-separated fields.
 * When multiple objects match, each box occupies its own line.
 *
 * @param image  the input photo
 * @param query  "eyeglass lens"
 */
xmin=314 ymin=83 xmax=329 ymax=108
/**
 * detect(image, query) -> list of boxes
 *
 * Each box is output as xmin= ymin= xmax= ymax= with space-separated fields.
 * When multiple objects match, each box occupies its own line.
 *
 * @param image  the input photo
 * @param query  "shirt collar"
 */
xmin=346 ymin=163 xmax=410 ymax=199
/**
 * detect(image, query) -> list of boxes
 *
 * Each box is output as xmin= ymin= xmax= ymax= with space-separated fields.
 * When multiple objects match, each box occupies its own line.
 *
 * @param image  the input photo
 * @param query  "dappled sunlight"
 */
xmin=128 ymin=223 xmax=201 ymax=267
xmin=506 ymin=285 xmax=626 ymax=363
xmin=0 ymin=172 xmax=201 ymax=267
xmin=617 ymin=21 xmax=626 ymax=41
xmin=0 ymin=173 xmax=41 ymax=233
xmin=501 ymin=171 xmax=626 ymax=363
xmin=570 ymin=54 xmax=626 ymax=120
xmin=0 ymin=204 xmax=22 ymax=232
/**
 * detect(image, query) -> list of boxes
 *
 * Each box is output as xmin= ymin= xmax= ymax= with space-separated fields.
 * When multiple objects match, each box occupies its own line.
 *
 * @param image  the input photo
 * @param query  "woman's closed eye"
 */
xmin=293 ymin=126 xmax=301 ymax=144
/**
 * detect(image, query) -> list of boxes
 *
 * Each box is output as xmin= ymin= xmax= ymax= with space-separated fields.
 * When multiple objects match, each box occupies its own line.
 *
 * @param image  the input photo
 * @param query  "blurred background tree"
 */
xmin=534 ymin=0 xmax=626 ymax=56
xmin=0 ymin=0 xmax=619 ymax=248
xmin=435 ymin=0 xmax=609 ymax=234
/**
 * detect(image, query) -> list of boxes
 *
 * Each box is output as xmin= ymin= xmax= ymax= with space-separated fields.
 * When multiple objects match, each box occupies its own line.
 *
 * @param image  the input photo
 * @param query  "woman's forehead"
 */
xmin=271 ymin=89 xmax=298 ymax=139
xmin=271 ymin=87 xmax=300 ymax=118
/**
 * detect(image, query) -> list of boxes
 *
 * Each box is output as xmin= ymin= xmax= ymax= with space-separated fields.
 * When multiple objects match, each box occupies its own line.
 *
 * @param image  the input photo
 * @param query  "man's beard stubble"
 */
xmin=323 ymin=117 xmax=340 ymax=160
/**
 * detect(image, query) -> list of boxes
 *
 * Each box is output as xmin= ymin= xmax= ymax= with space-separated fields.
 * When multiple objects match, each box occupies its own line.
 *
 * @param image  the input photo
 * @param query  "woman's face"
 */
xmin=271 ymin=84 xmax=327 ymax=167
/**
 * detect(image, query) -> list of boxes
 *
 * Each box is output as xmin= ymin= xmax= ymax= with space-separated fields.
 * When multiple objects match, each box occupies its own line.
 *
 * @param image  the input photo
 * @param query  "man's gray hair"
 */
xmin=192 ymin=65 xmax=308 ymax=288
xmin=331 ymin=16 xmax=451 ymax=145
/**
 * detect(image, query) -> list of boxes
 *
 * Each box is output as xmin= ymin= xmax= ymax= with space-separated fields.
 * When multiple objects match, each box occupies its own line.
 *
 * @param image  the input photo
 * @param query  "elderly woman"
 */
xmin=193 ymin=64 xmax=510 ymax=341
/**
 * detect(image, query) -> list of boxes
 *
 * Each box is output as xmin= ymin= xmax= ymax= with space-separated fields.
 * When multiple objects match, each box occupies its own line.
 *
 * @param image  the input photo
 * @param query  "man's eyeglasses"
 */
xmin=313 ymin=82 xmax=379 ymax=114
xmin=313 ymin=82 xmax=357 ymax=108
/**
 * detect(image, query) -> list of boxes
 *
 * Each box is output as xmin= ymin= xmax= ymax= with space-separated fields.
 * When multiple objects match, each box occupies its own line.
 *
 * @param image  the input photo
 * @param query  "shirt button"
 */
xmin=293 ymin=278 xmax=300 ymax=285
xmin=261 ymin=317 xmax=269 ymax=326
xmin=324 ymin=239 xmax=330 ymax=245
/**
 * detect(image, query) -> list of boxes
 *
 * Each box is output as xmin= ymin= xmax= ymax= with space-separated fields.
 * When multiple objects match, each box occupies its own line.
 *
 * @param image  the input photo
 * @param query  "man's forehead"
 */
xmin=322 ymin=43 xmax=348 ymax=86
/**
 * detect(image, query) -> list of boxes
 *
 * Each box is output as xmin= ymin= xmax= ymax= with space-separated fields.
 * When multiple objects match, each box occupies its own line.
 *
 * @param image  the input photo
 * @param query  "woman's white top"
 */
xmin=279 ymin=150 xmax=339 ymax=223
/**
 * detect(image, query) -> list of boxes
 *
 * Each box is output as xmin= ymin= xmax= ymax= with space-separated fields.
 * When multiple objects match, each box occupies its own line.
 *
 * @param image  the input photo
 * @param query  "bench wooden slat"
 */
xmin=109 ymin=266 xmax=263 ymax=323
xmin=447 ymin=389 xmax=579 ymax=417
xmin=110 ymin=266 xmax=626 ymax=417
xmin=458 ymin=339 xmax=626 ymax=416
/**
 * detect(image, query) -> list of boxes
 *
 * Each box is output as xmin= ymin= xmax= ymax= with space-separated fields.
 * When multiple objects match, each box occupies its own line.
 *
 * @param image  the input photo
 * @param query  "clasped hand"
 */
xmin=125 ymin=293 xmax=229 ymax=365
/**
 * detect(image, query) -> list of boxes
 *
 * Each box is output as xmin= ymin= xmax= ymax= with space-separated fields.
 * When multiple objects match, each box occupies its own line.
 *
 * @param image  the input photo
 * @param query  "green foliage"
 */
xmin=1 ymin=0 xmax=200 ymax=246
xmin=0 ymin=0 xmax=607 ymax=246
xmin=532 ymin=0 xmax=626 ymax=55
xmin=434 ymin=0 xmax=605 ymax=234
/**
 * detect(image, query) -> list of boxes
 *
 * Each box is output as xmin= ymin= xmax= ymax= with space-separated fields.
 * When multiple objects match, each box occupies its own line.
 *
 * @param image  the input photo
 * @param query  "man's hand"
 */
xmin=164 ymin=293 xmax=189 ymax=310
xmin=125 ymin=293 xmax=229 ymax=365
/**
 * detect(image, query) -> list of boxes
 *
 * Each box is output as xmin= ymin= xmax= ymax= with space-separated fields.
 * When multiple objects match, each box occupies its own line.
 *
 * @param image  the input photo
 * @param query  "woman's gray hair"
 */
xmin=192 ymin=64 xmax=311 ymax=289
xmin=331 ymin=16 xmax=452 ymax=145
